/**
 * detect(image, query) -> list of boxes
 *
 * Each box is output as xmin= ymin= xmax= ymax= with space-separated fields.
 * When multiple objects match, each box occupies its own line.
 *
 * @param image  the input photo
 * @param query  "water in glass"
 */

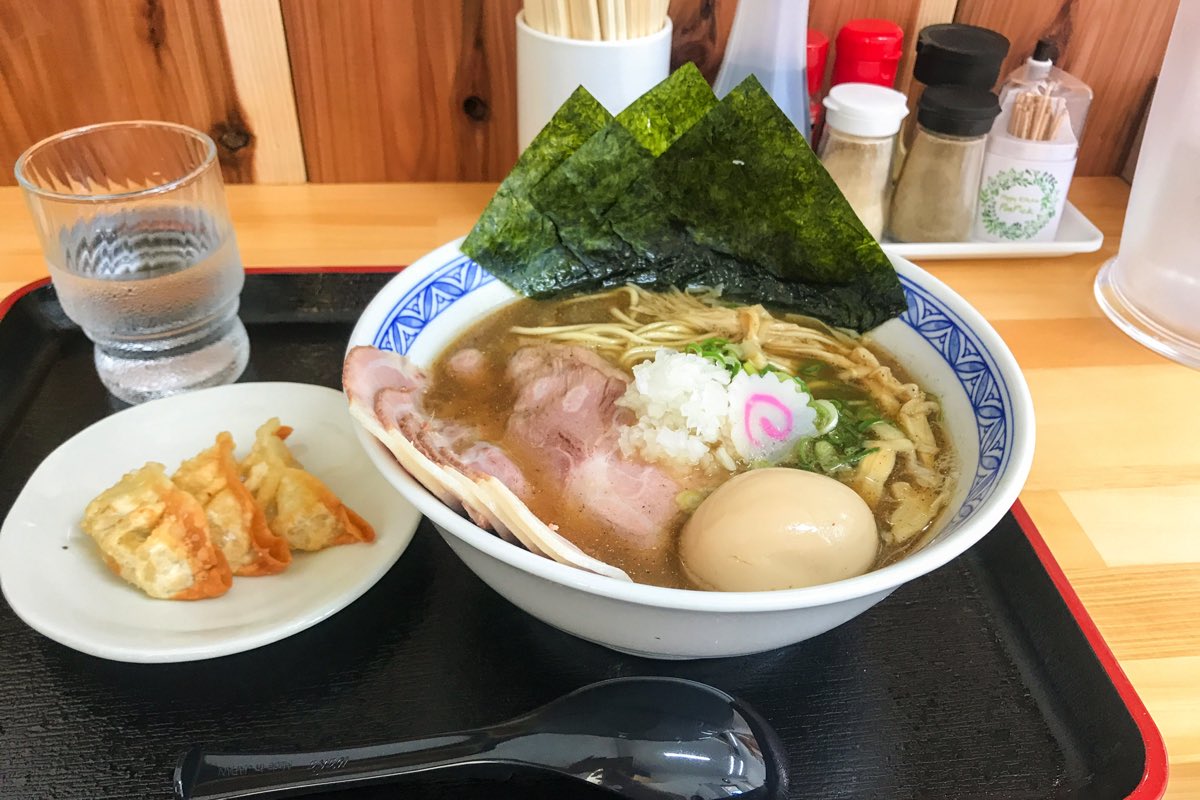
xmin=51 ymin=207 xmax=248 ymax=403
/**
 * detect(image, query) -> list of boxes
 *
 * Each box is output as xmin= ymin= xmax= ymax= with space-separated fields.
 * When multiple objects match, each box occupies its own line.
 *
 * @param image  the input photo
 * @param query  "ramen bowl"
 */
xmin=347 ymin=238 xmax=1035 ymax=660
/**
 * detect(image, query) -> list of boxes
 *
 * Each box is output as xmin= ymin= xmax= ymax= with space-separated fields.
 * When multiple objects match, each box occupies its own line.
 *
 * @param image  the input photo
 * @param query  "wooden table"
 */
xmin=1 ymin=177 xmax=1196 ymax=797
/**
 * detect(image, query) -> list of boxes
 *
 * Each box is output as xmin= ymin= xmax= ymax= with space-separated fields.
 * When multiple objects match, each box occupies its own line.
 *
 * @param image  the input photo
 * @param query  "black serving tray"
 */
xmin=0 ymin=270 xmax=1167 ymax=800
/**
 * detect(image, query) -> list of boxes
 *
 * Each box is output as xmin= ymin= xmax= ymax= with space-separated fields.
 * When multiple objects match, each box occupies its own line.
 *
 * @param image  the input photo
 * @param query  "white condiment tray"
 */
xmin=882 ymin=201 xmax=1103 ymax=260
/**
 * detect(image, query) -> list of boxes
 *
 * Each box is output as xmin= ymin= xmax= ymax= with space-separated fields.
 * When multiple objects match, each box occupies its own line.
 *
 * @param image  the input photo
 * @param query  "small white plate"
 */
xmin=882 ymin=201 xmax=1104 ymax=260
xmin=0 ymin=382 xmax=420 ymax=663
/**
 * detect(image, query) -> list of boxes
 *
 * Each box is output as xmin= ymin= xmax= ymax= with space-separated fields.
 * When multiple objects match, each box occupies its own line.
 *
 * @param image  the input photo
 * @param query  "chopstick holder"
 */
xmin=515 ymin=10 xmax=672 ymax=150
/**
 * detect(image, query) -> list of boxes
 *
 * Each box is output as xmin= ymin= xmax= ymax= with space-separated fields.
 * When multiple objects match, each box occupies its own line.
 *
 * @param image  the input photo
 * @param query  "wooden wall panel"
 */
xmin=667 ymin=0 xmax=738 ymax=81
xmin=286 ymin=0 xmax=953 ymax=182
xmin=0 ymin=0 xmax=1179 ymax=183
xmin=955 ymin=0 xmax=1181 ymax=176
xmin=281 ymin=0 xmax=522 ymax=183
xmin=0 ymin=0 xmax=274 ymax=185
xmin=217 ymin=0 xmax=307 ymax=183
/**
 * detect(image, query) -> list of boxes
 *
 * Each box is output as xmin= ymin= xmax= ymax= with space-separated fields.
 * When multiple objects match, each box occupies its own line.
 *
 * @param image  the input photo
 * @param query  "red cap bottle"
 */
xmin=832 ymin=19 xmax=904 ymax=89
xmin=807 ymin=30 xmax=830 ymax=134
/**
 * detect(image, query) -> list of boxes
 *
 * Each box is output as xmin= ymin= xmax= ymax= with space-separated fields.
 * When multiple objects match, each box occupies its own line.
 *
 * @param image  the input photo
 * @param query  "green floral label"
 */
xmin=978 ymin=168 xmax=1060 ymax=240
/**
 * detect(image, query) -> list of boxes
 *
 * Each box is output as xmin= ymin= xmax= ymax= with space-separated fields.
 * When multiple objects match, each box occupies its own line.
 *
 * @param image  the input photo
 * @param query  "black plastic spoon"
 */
xmin=174 ymin=676 xmax=787 ymax=800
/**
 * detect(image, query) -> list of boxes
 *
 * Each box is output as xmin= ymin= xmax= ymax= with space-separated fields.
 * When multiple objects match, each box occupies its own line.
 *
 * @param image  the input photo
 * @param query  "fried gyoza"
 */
xmin=173 ymin=432 xmax=291 ymax=577
xmin=241 ymin=418 xmax=375 ymax=551
xmin=81 ymin=463 xmax=233 ymax=600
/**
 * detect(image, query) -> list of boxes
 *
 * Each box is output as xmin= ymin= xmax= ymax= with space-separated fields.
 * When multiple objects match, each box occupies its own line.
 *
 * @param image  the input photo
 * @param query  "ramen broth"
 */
xmin=425 ymin=293 xmax=955 ymax=589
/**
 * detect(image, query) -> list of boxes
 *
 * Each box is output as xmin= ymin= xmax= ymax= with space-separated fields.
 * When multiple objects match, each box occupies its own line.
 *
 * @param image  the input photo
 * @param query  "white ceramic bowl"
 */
xmin=348 ymin=238 xmax=1035 ymax=659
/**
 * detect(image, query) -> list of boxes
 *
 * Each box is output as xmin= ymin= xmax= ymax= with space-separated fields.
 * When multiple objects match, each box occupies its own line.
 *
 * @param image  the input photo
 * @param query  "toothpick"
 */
xmin=1050 ymin=99 xmax=1068 ymax=140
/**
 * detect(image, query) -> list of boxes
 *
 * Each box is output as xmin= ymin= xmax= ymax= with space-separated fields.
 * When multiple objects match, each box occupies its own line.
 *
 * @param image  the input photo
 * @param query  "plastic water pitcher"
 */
xmin=714 ymin=0 xmax=812 ymax=141
xmin=1094 ymin=0 xmax=1200 ymax=367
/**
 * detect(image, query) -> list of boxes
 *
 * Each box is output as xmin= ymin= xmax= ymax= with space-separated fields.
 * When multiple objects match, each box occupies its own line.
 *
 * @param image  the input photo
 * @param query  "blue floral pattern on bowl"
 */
xmin=899 ymin=278 xmax=1012 ymax=525
xmin=372 ymin=257 xmax=1012 ymax=528
xmin=371 ymin=256 xmax=495 ymax=354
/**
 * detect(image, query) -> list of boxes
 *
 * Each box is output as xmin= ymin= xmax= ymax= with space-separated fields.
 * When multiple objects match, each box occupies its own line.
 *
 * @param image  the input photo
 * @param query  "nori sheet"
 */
xmin=459 ymin=86 xmax=611 ymax=296
xmin=526 ymin=64 xmax=718 ymax=292
xmin=604 ymin=75 xmax=908 ymax=330
xmin=614 ymin=62 xmax=718 ymax=157
xmin=462 ymin=71 xmax=908 ymax=332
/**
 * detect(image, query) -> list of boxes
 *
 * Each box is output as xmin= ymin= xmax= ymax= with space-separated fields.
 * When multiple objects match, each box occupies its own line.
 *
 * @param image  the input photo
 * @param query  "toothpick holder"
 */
xmin=972 ymin=106 xmax=1078 ymax=243
xmin=516 ymin=12 xmax=672 ymax=150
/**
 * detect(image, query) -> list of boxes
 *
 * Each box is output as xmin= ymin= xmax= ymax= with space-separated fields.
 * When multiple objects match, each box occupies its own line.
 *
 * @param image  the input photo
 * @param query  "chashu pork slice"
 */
xmin=342 ymin=345 xmax=633 ymax=581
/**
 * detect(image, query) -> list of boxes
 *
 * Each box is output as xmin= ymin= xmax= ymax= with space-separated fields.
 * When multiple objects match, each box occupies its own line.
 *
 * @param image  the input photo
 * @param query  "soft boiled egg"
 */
xmin=679 ymin=468 xmax=878 ymax=591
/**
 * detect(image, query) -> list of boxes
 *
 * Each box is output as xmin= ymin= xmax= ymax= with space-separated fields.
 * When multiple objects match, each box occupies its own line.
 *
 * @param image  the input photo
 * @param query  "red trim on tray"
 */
xmin=0 ymin=269 xmax=1168 ymax=799
xmin=1011 ymin=499 xmax=1169 ymax=800
xmin=0 ymin=277 xmax=51 ymax=322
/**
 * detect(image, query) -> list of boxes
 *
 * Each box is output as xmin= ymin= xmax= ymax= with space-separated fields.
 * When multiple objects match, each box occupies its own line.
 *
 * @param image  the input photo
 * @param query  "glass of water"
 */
xmin=15 ymin=121 xmax=249 ymax=403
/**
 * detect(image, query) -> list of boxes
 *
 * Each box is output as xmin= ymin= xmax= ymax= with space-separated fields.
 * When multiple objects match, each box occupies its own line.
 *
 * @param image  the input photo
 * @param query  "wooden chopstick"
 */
xmin=553 ymin=0 xmax=568 ymax=37
xmin=567 ymin=0 xmax=585 ymax=39
xmin=524 ymin=0 xmax=545 ymax=33
xmin=654 ymin=0 xmax=668 ymax=32
xmin=586 ymin=0 xmax=602 ymax=40
xmin=525 ymin=0 xmax=670 ymax=40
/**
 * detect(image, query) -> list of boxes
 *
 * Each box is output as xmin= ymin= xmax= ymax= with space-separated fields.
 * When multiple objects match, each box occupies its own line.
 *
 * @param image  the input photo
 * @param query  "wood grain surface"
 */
xmin=0 ymin=177 xmax=1197 ymax=796
xmin=216 ymin=0 xmax=306 ymax=183
xmin=0 ymin=0 xmax=257 ymax=183
xmin=281 ymin=0 xmax=956 ymax=182
xmin=666 ymin=0 xmax=739 ymax=80
xmin=954 ymin=0 xmax=1182 ymax=176
xmin=0 ymin=1 xmax=1180 ymax=182
xmin=280 ymin=0 xmax=522 ymax=183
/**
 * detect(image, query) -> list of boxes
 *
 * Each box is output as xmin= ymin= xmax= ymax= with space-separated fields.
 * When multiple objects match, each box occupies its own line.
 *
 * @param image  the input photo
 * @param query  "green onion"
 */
xmin=812 ymin=398 xmax=839 ymax=434
xmin=686 ymin=337 xmax=744 ymax=378
xmin=800 ymin=362 xmax=823 ymax=378
xmin=784 ymin=397 xmax=886 ymax=478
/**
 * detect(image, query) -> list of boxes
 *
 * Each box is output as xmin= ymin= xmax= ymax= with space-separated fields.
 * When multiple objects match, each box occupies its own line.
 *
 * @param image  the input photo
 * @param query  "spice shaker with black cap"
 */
xmin=894 ymin=23 xmax=1009 ymax=177
xmin=889 ymin=85 xmax=1001 ymax=243
xmin=913 ymin=23 xmax=1011 ymax=91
